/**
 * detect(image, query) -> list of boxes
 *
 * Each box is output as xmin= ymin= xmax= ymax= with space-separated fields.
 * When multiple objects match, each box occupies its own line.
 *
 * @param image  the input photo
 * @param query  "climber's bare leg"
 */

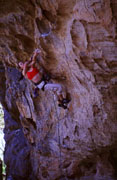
xmin=44 ymin=83 xmax=66 ymax=99
xmin=44 ymin=83 xmax=70 ymax=109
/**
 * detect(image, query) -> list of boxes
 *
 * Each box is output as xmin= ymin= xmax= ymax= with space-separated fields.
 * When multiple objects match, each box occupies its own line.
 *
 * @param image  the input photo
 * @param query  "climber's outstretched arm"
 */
xmin=30 ymin=49 xmax=41 ymax=66
xmin=30 ymin=49 xmax=46 ymax=75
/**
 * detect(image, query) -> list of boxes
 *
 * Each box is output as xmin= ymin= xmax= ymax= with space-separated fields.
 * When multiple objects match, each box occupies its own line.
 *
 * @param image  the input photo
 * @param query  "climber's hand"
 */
xmin=31 ymin=49 xmax=41 ymax=63
xmin=34 ymin=49 xmax=41 ymax=55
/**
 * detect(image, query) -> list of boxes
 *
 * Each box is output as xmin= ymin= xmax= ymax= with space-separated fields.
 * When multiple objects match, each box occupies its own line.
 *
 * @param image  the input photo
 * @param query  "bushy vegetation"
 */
xmin=0 ymin=104 xmax=4 ymax=129
xmin=0 ymin=104 xmax=6 ymax=176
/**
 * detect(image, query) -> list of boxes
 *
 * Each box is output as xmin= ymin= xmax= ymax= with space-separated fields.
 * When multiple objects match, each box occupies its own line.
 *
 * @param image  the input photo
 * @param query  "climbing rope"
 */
xmin=52 ymin=96 xmax=69 ymax=180
xmin=52 ymin=95 xmax=63 ymax=176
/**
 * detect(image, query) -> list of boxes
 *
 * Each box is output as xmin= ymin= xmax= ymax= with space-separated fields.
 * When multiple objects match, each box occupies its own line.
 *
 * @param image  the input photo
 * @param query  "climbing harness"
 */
xmin=33 ymin=73 xmax=51 ymax=97
xmin=37 ymin=73 xmax=51 ymax=90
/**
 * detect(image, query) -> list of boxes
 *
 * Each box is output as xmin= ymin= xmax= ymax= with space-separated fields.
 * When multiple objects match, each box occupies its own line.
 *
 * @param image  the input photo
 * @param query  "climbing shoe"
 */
xmin=58 ymin=103 xmax=67 ymax=109
xmin=62 ymin=99 xmax=71 ymax=104
xmin=58 ymin=98 xmax=71 ymax=109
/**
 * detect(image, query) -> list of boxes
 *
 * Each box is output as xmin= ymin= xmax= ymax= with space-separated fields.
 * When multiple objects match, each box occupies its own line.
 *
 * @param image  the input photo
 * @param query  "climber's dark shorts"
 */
xmin=34 ymin=74 xmax=51 ymax=90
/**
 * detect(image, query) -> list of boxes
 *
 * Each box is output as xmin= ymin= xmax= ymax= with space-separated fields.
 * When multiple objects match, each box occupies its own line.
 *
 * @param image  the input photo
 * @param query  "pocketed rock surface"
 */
xmin=0 ymin=0 xmax=117 ymax=179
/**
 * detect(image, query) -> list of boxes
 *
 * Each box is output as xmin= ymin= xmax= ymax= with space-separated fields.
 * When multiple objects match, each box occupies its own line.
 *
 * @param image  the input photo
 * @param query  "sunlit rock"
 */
xmin=0 ymin=0 xmax=117 ymax=179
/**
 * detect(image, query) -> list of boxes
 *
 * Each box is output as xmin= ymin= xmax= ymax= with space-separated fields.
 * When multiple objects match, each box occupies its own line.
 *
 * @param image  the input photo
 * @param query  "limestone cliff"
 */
xmin=0 ymin=0 xmax=117 ymax=180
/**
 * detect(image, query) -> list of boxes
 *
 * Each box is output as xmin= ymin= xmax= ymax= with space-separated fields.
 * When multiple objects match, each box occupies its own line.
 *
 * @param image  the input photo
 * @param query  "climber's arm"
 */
xmin=31 ymin=53 xmax=37 ymax=64
xmin=22 ymin=61 xmax=29 ymax=77
xmin=30 ymin=49 xmax=41 ymax=66
xmin=29 ymin=49 xmax=45 ymax=73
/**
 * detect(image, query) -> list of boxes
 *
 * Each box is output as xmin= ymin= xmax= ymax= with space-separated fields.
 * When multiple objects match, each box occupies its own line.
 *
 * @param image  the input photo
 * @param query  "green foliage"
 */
xmin=0 ymin=104 xmax=5 ymax=175
xmin=0 ymin=158 xmax=6 ymax=176
xmin=2 ymin=161 xmax=6 ymax=175
xmin=0 ymin=104 xmax=4 ymax=129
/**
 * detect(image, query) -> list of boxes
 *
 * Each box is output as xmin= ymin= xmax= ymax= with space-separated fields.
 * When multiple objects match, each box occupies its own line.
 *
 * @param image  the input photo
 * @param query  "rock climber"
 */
xmin=19 ymin=49 xmax=70 ymax=109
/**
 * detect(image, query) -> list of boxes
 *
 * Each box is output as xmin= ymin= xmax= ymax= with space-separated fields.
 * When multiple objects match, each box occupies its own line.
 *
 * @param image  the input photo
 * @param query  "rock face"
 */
xmin=0 ymin=0 xmax=117 ymax=179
